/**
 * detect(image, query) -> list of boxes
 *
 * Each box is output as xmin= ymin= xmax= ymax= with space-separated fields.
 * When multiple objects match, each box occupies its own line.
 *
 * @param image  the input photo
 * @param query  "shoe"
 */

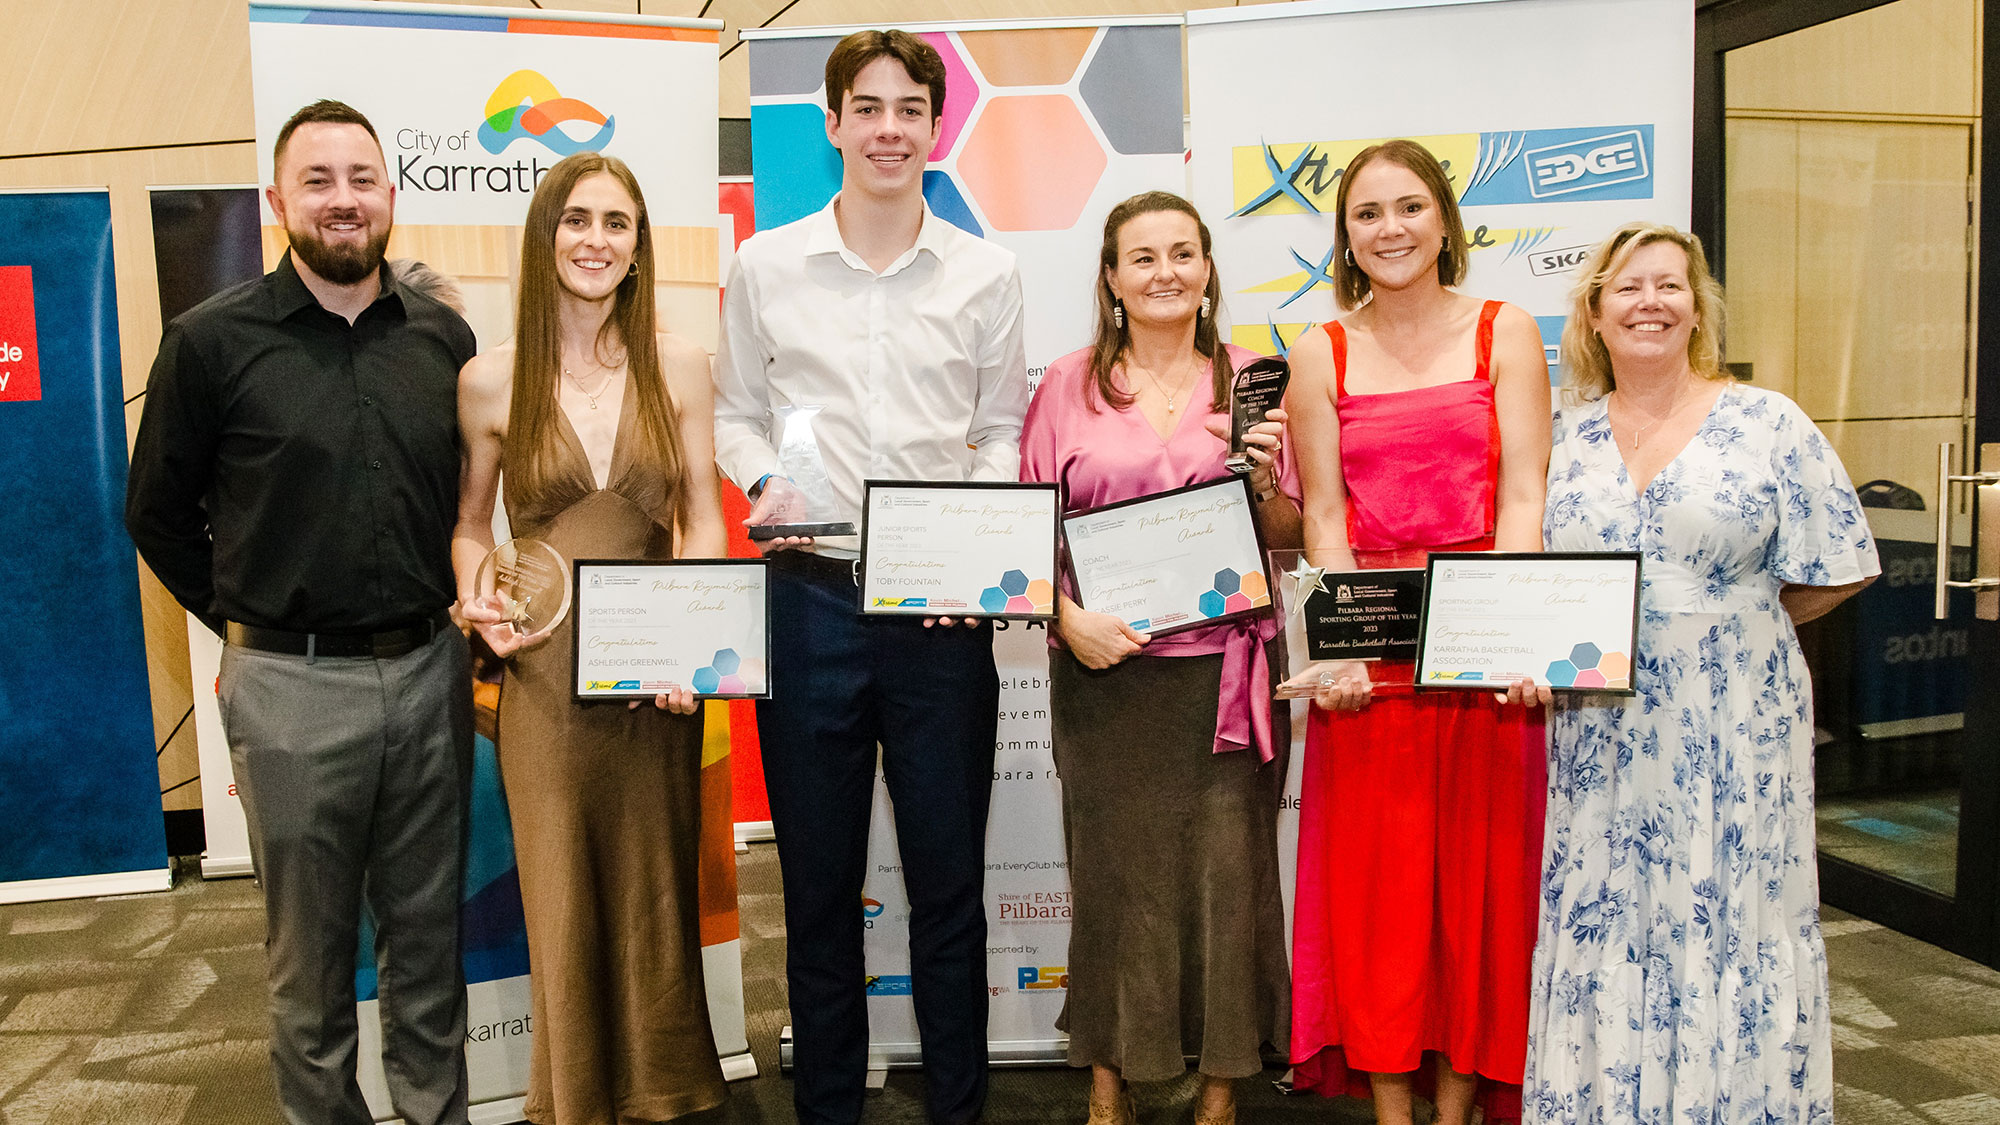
xmin=1085 ymin=1085 xmax=1134 ymax=1125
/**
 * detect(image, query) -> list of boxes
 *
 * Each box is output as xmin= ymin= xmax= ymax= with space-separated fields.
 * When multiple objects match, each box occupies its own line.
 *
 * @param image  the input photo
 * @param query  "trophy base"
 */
xmin=747 ymin=521 xmax=857 ymax=541
xmin=1224 ymin=455 xmax=1255 ymax=475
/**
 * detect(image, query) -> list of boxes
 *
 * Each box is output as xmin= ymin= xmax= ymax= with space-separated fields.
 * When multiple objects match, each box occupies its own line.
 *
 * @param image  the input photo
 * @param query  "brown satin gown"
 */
xmin=499 ymin=374 xmax=725 ymax=1124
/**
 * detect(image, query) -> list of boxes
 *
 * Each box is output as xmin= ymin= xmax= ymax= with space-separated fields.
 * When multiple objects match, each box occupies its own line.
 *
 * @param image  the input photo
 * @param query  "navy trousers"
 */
xmin=759 ymin=557 xmax=998 ymax=1125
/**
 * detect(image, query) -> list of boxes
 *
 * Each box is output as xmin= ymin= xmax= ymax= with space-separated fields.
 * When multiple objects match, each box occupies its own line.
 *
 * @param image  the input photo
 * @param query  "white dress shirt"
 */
xmin=713 ymin=198 xmax=1029 ymax=557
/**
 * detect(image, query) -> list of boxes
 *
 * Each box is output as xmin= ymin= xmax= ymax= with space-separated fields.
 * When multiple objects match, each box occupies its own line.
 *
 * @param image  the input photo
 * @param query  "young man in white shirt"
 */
xmin=712 ymin=28 xmax=1028 ymax=1125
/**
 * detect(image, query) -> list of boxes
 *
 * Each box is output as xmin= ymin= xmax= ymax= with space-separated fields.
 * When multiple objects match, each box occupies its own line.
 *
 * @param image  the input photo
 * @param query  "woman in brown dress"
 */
xmin=452 ymin=152 xmax=728 ymax=1124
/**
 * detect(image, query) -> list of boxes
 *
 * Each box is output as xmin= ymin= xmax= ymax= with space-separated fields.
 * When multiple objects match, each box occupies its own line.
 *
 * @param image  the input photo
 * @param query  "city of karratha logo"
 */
xmin=479 ymin=70 xmax=614 ymax=156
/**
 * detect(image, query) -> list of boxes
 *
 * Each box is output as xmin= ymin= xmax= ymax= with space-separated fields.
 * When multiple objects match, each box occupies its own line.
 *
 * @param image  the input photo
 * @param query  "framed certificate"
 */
xmin=857 ymin=480 xmax=1061 ymax=619
xmin=1413 ymin=552 xmax=1641 ymax=693
xmin=1064 ymin=475 xmax=1273 ymax=638
xmin=571 ymin=559 xmax=771 ymax=701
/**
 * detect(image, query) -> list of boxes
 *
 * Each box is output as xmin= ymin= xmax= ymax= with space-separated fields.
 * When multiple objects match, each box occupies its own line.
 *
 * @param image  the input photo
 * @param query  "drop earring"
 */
xmin=1199 ymin=296 xmax=1211 ymax=319
xmin=1113 ymin=300 xmax=1125 ymax=329
xmin=1343 ymin=247 xmax=1354 ymax=267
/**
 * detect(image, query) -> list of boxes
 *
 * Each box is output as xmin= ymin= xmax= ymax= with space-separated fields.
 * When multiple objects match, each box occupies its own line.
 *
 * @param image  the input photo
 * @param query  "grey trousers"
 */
xmin=219 ymin=627 xmax=473 ymax=1125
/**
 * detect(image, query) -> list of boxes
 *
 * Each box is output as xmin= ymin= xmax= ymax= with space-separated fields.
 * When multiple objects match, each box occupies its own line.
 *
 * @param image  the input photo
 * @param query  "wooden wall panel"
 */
xmin=1724 ymin=0 xmax=1976 ymax=119
xmin=0 ymin=0 xmax=254 ymax=157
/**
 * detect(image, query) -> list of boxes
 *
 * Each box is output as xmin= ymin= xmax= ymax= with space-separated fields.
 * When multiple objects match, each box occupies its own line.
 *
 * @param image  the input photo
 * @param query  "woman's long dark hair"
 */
xmin=1085 ymin=191 xmax=1232 ymax=412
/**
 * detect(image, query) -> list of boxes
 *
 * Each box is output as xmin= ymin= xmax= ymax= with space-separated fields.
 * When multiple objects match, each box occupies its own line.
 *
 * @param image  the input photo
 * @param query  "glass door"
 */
xmin=1705 ymin=0 xmax=1999 ymax=965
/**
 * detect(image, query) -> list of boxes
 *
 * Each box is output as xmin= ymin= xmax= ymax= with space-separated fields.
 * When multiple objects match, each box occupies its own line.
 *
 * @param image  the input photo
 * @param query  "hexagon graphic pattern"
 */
xmin=1078 ymin=26 xmax=1185 ymax=155
xmin=1547 ymin=644 xmax=1631 ymax=690
xmin=956 ymin=96 xmax=1106 ymax=232
xmin=1000 ymin=570 xmax=1030 ymax=596
xmin=711 ymin=648 xmax=741 ymax=675
xmin=980 ymin=586 xmax=1009 ymax=614
xmin=1198 ymin=589 xmax=1227 ymax=618
xmin=1240 ymin=572 xmax=1269 ymax=603
xmin=958 ymin=26 xmax=1097 ymax=87
xmin=692 ymin=666 xmax=721 ymax=694
xmin=1213 ymin=569 xmax=1241 ymax=596
xmin=923 ymin=171 xmax=983 ymax=238
xmin=919 ymin=32 xmax=976 ymax=161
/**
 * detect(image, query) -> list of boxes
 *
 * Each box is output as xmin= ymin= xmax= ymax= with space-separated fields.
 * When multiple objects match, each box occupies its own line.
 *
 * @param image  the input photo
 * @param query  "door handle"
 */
xmin=1934 ymin=442 xmax=2000 ymax=621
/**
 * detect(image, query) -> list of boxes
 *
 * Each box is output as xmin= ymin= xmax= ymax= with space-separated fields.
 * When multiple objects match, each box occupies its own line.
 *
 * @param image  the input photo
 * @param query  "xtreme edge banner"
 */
xmin=1185 ymin=0 xmax=1693 ymax=930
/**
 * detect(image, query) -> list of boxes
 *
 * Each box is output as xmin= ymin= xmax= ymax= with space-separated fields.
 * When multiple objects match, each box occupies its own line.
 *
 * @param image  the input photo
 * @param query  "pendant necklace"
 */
xmin=564 ymin=357 xmax=616 ymax=410
xmin=1622 ymin=379 xmax=1691 ymax=450
xmin=1141 ymin=355 xmax=1201 ymax=414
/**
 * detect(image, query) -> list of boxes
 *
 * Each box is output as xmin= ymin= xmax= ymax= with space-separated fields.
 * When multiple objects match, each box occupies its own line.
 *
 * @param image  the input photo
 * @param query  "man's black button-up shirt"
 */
xmin=126 ymin=253 xmax=477 ymax=635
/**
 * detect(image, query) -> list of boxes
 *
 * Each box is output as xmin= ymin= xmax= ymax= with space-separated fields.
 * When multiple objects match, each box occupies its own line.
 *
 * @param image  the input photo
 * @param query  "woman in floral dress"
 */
xmin=1528 ymin=222 xmax=1879 ymax=1125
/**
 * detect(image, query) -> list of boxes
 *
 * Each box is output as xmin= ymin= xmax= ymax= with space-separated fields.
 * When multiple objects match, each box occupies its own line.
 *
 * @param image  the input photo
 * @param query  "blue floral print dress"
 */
xmin=1526 ymin=384 xmax=1879 ymax=1125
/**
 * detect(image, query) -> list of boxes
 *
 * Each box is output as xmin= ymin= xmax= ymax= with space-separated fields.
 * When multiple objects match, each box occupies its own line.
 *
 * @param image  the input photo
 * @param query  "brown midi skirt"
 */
xmin=1049 ymin=646 xmax=1290 ymax=1082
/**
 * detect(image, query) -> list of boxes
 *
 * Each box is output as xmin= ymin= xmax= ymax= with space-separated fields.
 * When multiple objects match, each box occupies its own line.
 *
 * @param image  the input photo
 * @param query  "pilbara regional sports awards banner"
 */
xmin=741 ymin=16 xmax=1186 ymax=1063
xmin=1186 ymin=0 xmax=1692 ymax=927
xmin=246 ymin=4 xmax=749 ymax=1115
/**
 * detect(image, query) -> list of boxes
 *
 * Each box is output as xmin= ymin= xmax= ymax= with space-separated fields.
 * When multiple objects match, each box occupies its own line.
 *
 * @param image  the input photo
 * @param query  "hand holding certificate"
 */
xmin=573 ymin=559 xmax=771 ymax=701
xmin=858 ymin=481 xmax=1060 ymax=618
xmin=1065 ymin=476 xmax=1273 ymax=636
xmin=1414 ymin=552 xmax=1641 ymax=693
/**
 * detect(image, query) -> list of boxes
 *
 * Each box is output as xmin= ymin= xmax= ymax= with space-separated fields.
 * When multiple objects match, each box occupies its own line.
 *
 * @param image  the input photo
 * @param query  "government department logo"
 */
xmin=479 ymin=70 xmax=615 ymax=156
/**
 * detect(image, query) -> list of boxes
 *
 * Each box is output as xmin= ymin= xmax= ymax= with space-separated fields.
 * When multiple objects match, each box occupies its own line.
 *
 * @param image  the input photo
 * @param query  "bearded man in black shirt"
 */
xmin=127 ymin=99 xmax=476 ymax=1125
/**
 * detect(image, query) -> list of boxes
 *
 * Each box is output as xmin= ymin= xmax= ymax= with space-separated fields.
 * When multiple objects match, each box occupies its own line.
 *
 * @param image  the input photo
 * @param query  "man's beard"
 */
xmin=288 ymin=222 xmax=390 ymax=286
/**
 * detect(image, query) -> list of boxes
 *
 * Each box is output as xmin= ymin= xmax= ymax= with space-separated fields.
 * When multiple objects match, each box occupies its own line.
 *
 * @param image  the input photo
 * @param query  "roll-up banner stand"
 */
xmin=148 ymin=185 xmax=265 ymax=882
xmin=244 ymin=4 xmax=751 ymax=1118
xmin=741 ymin=15 xmax=1186 ymax=1066
xmin=0 ymin=189 xmax=172 ymax=905
xmin=1185 ymin=0 xmax=1693 ymax=922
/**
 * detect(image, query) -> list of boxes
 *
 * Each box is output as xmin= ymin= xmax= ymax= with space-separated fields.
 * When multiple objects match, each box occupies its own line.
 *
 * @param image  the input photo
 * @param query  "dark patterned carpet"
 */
xmin=1 ymin=848 xmax=1994 ymax=1124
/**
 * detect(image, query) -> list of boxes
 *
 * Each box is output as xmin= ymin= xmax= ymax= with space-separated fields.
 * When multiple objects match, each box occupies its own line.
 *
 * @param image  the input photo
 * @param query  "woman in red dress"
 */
xmin=1283 ymin=139 xmax=1550 ymax=1125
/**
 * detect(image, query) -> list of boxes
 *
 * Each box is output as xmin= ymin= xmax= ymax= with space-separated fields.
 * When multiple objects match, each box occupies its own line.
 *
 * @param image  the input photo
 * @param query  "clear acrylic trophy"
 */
xmin=1269 ymin=547 xmax=1424 ymax=698
xmin=746 ymin=404 xmax=858 ymax=540
xmin=474 ymin=537 xmax=573 ymax=644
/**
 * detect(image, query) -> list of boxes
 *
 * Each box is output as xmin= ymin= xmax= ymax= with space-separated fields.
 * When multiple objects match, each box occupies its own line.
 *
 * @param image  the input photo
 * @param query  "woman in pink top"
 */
xmin=1283 ymin=140 xmax=1551 ymax=1125
xmin=1020 ymin=192 xmax=1300 ymax=1125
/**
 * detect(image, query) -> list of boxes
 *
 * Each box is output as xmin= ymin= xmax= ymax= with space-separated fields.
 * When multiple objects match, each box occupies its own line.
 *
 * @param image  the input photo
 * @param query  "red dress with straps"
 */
xmin=1288 ymin=301 xmax=1545 ymax=1122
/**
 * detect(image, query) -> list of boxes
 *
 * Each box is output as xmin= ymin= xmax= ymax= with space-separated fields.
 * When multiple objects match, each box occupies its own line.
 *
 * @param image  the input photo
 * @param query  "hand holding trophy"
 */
xmin=467 ymin=538 xmax=573 ymax=656
xmin=745 ymin=404 xmax=857 ymax=542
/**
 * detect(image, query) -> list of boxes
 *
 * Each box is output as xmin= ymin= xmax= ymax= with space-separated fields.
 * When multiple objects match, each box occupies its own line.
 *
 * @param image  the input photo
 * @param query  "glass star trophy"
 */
xmin=1227 ymin=355 xmax=1291 ymax=474
xmin=746 ymin=404 xmax=857 ymax=540
xmin=1269 ymin=548 xmax=1424 ymax=698
xmin=474 ymin=537 xmax=573 ymax=644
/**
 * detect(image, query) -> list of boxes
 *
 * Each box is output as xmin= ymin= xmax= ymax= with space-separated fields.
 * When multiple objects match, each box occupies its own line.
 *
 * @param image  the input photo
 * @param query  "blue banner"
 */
xmin=0 ymin=190 xmax=167 ymax=889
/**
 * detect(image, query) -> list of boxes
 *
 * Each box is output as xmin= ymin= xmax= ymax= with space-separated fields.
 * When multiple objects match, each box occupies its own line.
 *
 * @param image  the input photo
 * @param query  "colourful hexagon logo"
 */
xmin=1240 ymin=571 xmax=1269 ymax=606
xmin=1198 ymin=589 xmax=1227 ymax=618
xmin=917 ymin=32 xmax=977 ymax=161
xmin=1549 ymin=644 xmax=1630 ymax=691
xmin=955 ymin=95 xmax=1106 ymax=232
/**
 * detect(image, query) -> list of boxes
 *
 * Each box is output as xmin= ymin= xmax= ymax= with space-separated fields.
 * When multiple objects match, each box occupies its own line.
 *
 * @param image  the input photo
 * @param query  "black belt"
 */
xmin=767 ymin=549 xmax=859 ymax=585
xmin=226 ymin=609 xmax=455 ymax=659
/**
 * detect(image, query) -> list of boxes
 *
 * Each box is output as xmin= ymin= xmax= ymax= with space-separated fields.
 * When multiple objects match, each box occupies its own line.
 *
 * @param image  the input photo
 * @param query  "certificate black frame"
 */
xmin=1062 ymin=474 xmax=1275 ymax=639
xmin=570 ymin=557 xmax=773 ymax=703
xmin=855 ymin=479 xmax=1062 ymax=621
xmin=1412 ymin=551 xmax=1642 ymax=695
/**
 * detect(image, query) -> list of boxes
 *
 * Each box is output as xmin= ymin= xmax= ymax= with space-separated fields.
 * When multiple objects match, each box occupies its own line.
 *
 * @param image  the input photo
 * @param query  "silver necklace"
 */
xmin=1618 ymin=380 xmax=1692 ymax=450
